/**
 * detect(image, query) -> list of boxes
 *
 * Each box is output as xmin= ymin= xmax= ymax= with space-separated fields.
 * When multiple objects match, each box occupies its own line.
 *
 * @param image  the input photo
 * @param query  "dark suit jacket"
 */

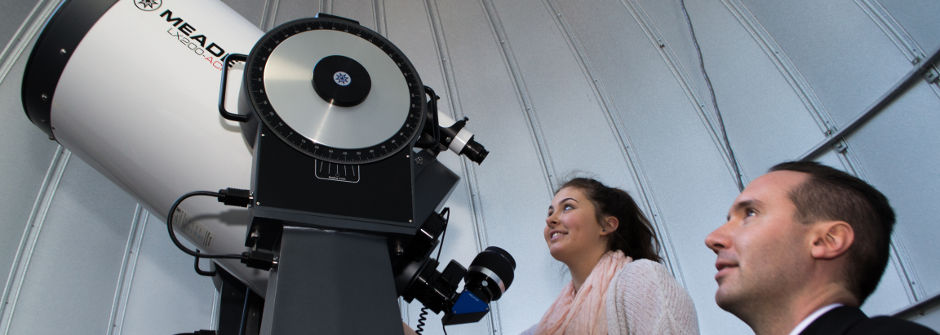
xmin=800 ymin=306 xmax=937 ymax=335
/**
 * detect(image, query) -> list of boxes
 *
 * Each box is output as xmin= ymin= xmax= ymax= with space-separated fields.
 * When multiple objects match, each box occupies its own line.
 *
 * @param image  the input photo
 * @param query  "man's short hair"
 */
xmin=770 ymin=161 xmax=895 ymax=304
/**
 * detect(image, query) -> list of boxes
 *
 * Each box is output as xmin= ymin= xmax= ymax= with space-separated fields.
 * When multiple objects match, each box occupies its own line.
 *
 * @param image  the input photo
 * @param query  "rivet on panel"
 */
xmin=924 ymin=69 xmax=940 ymax=84
xmin=834 ymin=141 xmax=847 ymax=153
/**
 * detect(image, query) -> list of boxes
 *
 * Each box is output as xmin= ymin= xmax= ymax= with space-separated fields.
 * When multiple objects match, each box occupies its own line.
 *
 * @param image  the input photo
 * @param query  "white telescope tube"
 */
xmin=23 ymin=0 xmax=267 ymax=292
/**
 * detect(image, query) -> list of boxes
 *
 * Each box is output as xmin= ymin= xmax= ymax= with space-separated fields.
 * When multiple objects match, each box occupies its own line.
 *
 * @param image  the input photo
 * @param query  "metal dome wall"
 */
xmin=0 ymin=0 xmax=937 ymax=334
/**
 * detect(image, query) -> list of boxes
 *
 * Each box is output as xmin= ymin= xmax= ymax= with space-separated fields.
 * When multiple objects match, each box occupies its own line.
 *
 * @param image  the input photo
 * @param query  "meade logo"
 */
xmin=135 ymin=0 xmax=162 ymax=11
xmin=158 ymin=8 xmax=230 ymax=71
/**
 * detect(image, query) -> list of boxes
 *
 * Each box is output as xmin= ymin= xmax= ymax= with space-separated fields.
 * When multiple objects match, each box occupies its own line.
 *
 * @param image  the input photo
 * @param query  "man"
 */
xmin=705 ymin=161 xmax=937 ymax=335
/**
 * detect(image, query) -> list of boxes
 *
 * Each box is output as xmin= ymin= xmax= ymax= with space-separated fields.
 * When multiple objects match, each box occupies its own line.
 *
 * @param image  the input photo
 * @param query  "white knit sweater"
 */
xmin=523 ymin=259 xmax=699 ymax=335
xmin=604 ymin=259 xmax=699 ymax=334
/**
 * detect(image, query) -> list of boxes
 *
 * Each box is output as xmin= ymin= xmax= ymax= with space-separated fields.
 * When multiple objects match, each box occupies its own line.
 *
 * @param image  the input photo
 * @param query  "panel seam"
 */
xmin=538 ymin=0 xmax=687 ymax=286
xmin=719 ymin=0 xmax=835 ymax=136
xmin=423 ymin=0 xmax=499 ymax=332
xmin=852 ymin=0 xmax=940 ymax=104
xmin=422 ymin=0 xmax=485 ymax=254
xmin=259 ymin=0 xmax=280 ymax=31
xmin=626 ymin=1 xmax=734 ymax=174
xmin=478 ymin=0 xmax=558 ymax=194
xmin=322 ymin=0 xmax=333 ymax=16
xmin=107 ymin=205 xmax=148 ymax=335
xmin=0 ymin=146 xmax=70 ymax=335
xmin=476 ymin=1 xmax=551 ymax=329
xmin=853 ymin=0 xmax=925 ymax=62
xmin=0 ymin=0 xmax=61 ymax=85
xmin=373 ymin=0 xmax=387 ymax=36
xmin=424 ymin=0 xmax=553 ymax=332
xmin=838 ymin=154 xmax=923 ymax=303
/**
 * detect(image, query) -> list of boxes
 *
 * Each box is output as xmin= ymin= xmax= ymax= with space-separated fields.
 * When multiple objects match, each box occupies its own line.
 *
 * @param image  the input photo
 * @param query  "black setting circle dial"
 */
xmin=243 ymin=17 xmax=426 ymax=164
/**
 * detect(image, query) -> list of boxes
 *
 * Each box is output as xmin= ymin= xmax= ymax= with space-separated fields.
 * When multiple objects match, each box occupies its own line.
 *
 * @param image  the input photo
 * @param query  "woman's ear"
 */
xmin=601 ymin=216 xmax=619 ymax=236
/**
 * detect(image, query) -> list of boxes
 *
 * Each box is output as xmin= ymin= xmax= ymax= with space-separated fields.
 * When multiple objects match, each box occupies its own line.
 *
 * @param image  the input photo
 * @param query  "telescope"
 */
xmin=21 ymin=0 xmax=514 ymax=333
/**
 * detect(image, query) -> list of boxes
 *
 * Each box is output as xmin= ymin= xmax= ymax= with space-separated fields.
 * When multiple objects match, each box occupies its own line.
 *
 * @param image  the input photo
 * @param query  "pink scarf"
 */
xmin=534 ymin=251 xmax=630 ymax=335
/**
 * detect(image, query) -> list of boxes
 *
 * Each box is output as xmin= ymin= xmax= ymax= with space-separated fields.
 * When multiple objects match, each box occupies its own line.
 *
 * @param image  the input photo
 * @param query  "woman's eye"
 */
xmin=563 ymin=204 xmax=574 ymax=211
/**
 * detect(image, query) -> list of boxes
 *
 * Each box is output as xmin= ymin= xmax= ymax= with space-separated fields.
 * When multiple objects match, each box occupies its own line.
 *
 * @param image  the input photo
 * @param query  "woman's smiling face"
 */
xmin=544 ymin=186 xmax=609 ymax=265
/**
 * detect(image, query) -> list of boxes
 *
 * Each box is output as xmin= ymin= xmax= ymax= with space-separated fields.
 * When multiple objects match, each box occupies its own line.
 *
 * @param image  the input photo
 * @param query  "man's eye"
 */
xmin=745 ymin=208 xmax=758 ymax=217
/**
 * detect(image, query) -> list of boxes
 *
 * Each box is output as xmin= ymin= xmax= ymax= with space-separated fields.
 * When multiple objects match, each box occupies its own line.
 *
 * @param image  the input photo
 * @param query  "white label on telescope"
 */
xmin=333 ymin=71 xmax=351 ymax=86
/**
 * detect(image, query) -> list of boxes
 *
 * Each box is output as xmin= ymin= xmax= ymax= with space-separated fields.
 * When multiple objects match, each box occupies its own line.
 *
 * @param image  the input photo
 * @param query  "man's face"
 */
xmin=704 ymin=170 xmax=815 ymax=313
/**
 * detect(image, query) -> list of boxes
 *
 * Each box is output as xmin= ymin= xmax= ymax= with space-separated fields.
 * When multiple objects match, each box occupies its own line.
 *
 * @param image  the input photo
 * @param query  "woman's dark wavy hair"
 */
xmin=557 ymin=178 xmax=662 ymax=262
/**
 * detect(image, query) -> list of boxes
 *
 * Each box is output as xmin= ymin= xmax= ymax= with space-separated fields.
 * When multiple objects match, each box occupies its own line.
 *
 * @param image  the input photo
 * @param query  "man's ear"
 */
xmin=601 ymin=216 xmax=619 ymax=236
xmin=811 ymin=221 xmax=854 ymax=259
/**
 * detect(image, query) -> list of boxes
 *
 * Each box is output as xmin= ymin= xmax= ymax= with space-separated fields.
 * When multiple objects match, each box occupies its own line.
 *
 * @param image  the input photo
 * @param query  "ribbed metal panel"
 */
xmin=1 ymin=0 xmax=937 ymax=334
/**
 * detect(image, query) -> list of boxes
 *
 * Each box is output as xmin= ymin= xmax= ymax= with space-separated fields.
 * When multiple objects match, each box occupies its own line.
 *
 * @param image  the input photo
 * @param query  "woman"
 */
xmin=524 ymin=178 xmax=699 ymax=334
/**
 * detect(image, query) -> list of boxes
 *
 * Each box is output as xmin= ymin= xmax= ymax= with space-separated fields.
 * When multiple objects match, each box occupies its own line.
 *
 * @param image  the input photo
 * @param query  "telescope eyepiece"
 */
xmin=464 ymin=246 xmax=515 ymax=302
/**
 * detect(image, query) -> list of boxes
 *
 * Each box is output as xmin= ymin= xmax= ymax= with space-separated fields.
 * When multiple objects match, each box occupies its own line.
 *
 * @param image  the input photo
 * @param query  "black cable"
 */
xmin=193 ymin=251 xmax=217 ymax=277
xmin=412 ymin=208 xmax=451 ymax=335
xmin=166 ymin=191 xmax=243 ymax=261
xmin=415 ymin=308 xmax=429 ymax=335
xmin=435 ymin=207 xmax=450 ymax=261
xmin=425 ymin=86 xmax=442 ymax=148
xmin=414 ymin=208 xmax=450 ymax=335
xmin=173 ymin=330 xmax=215 ymax=335
xmin=679 ymin=0 xmax=745 ymax=191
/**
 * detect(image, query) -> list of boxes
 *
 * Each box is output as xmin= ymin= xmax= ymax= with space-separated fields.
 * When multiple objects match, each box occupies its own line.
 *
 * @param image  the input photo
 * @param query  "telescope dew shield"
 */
xmin=21 ymin=0 xmax=267 ymax=292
